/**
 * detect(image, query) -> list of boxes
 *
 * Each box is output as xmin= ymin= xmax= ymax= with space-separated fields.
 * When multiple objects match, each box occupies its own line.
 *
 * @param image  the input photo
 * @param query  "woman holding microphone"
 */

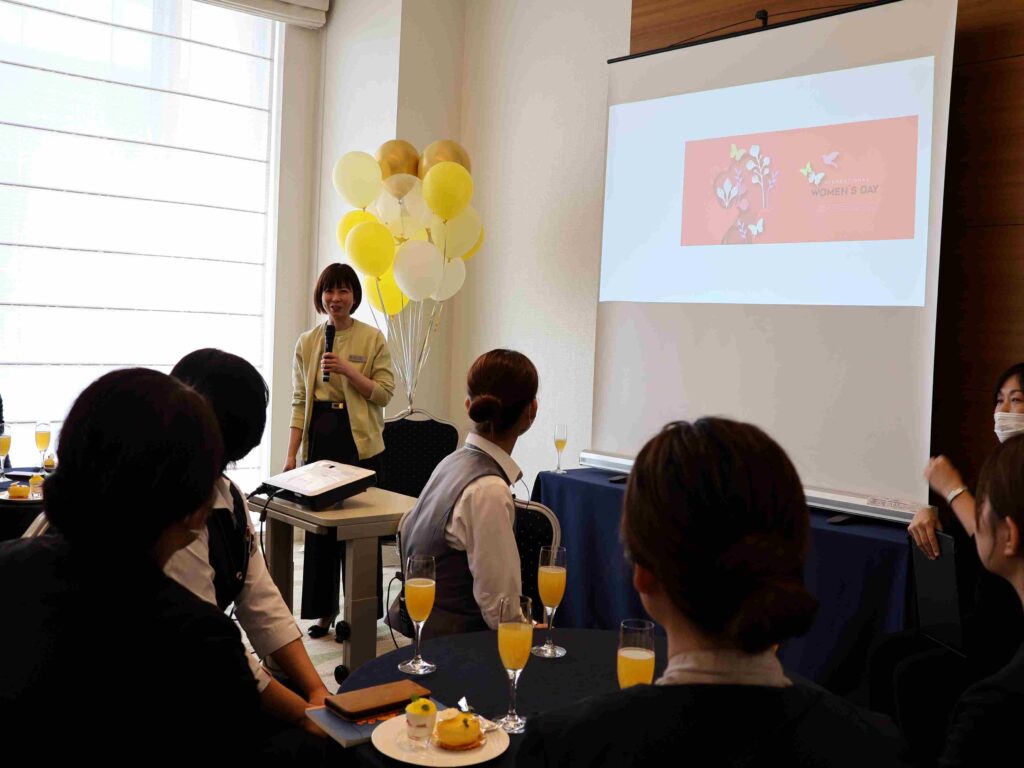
xmin=285 ymin=263 xmax=395 ymax=638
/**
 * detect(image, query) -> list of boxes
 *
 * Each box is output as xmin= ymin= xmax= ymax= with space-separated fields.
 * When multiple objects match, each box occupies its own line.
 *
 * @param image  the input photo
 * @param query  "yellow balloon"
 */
xmin=376 ymin=139 xmax=419 ymax=179
xmin=365 ymin=271 xmax=407 ymax=315
xmin=418 ymin=139 xmax=471 ymax=179
xmin=333 ymin=151 xmax=382 ymax=209
xmin=336 ymin=210 xmax=377 ymax=251
xmin=345 ymin=221 xmax=395 ymax=277
xmin=461 ymin=226 xmax=484 ymax=261
xmin=423 ymin=162 xmax=474 ymax=221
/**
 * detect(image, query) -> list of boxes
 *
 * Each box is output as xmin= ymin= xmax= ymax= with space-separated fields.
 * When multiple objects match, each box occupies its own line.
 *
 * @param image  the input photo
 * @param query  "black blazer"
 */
xmin=516 ymin=680 xmax=909 ymax=767
xmin=0 ymin=534 xmax=261 ymax=761
xmin=940 ymin=641 xmax=1024 ymax=767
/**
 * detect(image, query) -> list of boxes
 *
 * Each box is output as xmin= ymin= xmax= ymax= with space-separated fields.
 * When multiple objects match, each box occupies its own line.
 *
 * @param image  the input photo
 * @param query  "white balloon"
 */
xmin=392 ymin=240 xmax=443 ymax=301
xmin=445 ymin=207 xmax=482 ymax=260
xmin=431 ymin=256 xmax=465 ymax=301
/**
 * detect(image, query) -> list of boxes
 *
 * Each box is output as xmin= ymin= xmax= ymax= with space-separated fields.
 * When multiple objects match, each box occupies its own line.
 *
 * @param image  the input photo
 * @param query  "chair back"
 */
xmin=514 ymin=499 xmax=561 ymax=622
xmin=381 ymin=413 xmax=459 ymax=497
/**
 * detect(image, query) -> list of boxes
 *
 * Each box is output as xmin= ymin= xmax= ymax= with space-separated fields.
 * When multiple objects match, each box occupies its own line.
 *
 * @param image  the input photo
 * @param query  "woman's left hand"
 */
xmin=321 ymin=352 xmax=358 ymax=379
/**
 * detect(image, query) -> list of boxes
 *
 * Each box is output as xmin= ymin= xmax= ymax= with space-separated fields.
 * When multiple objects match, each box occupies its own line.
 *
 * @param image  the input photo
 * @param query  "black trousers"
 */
xmin=299 ymin=402 xmax=385 ymax=620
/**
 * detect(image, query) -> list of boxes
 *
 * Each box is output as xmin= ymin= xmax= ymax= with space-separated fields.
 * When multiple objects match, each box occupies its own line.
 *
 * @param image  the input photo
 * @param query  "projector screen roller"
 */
xmin=592 ymin=0 xmax=956 ymax=508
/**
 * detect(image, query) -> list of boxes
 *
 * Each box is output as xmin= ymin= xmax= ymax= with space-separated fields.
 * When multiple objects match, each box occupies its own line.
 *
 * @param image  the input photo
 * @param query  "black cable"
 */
xmin=385 ymin=572 xmax=402 ymax=650
xmin=247 ymin=483 xmax=283 ymax=559
xmin=663 ymin=3 xmax=870 ymax=49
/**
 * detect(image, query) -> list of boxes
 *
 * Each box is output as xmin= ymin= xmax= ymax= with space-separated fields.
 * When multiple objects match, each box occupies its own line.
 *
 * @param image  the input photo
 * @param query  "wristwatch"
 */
xmin=945 ymin=485 xmax=968 ymax=505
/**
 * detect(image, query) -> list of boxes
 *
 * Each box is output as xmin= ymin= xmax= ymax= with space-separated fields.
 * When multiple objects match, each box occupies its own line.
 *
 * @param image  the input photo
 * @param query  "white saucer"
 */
xmin=370 ymin=715 xmax=510 ymax=766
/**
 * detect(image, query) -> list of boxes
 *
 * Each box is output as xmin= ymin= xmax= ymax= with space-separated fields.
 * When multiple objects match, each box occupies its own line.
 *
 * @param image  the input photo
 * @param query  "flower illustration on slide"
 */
xmin=746 ymin=145 xmax=776 ymax=208
xmin=716 ymin=176 xmax=740 ymax=208
xmin=799 ymin=161 xmax=825 ymax=186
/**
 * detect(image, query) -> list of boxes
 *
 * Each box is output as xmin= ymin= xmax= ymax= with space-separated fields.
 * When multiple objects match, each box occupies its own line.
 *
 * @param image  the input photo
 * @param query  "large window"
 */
xmin=0 ymin=0 xmax=280 ymax=491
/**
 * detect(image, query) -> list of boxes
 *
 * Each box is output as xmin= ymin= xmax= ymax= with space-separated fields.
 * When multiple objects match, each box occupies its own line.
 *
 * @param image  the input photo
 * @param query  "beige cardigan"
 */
xmin=290 ymin=319 xmax=395 ymax=461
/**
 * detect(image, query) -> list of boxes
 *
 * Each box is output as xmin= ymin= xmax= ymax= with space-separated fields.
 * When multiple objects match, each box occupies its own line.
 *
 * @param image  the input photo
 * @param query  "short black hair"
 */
xmin=994 ymin=362 xmax=1024 ymax=405
xmin=171 ymin=349 xmax=268 ymax=469
xmin=43 ymin=368 xmax=223 ymax=550
xmin=314 ymin=263 xmax=362 ymax=314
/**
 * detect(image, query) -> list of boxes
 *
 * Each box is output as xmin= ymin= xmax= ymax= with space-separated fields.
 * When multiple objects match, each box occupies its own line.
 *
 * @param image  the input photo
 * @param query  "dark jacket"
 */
xmin=0 ymin=534 xmax=260 ymax=761
xmin=517 ymin=680 xmax=909 ymax=767
xmin=940 ymin=641 xmax=1024 ymax=767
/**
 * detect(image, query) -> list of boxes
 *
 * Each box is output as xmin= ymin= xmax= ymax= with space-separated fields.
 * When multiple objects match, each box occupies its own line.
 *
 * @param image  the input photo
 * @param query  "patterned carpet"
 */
xmin=243 ymin=532 xmax=411 ymax=691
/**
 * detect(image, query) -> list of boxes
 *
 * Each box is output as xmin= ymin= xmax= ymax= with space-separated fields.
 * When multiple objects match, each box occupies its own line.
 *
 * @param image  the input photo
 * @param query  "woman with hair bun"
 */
xmin=389 ymin=349 xmax=538 ymax=638
xmin=518 ymin=418 xmax=908 ymax=767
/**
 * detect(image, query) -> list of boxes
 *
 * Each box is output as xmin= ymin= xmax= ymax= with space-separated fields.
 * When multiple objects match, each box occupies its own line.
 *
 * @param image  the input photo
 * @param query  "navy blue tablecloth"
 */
xmin=532 ymin=469 xmax=910 ymax=694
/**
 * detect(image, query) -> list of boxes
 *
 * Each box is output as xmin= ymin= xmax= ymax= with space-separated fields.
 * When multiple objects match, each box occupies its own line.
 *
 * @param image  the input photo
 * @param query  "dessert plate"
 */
xmin=0 ymin=490 xmax=42 ymax=503
xmin=370 ymin=715 xmax=509 ymax=766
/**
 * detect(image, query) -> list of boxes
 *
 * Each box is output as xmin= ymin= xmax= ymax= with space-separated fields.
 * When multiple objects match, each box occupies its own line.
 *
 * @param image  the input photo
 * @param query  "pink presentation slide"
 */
xmin=679 ymin=116 xmax=919 ymax=246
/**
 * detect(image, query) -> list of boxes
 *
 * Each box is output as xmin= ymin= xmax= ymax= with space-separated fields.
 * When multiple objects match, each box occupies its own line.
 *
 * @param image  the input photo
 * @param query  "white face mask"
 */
xmin=994 ymin=411 xmax=1024 ymax=443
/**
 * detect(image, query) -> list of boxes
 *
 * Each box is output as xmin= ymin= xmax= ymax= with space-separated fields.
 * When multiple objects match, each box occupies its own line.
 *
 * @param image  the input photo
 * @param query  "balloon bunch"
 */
xmin=333 ymin=139 xmax=483 ymax=408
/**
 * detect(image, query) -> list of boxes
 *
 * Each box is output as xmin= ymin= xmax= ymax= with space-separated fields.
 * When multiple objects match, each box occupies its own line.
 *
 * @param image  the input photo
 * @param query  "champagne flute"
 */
xmin=496 ymin=595 xmax=532 ymax=733
xmin=35 ymin=422 xmax=51 ymax=472
xmin=398 ymin=555 xmax=437 ymax=675
xmin=553 ymin=424 xmax=567 ymax=474
xmin=0 ymin=426 xmax=10 ymax=483
xmin=617 ymin=619 xmax=655 ymax=688
xmin=531 ymin=545 xmax=567 ymax=658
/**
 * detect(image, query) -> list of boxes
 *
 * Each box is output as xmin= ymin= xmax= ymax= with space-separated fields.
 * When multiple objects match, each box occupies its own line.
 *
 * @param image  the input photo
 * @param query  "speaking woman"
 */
xmin=285 ymin=263 xmax=395 ymax=637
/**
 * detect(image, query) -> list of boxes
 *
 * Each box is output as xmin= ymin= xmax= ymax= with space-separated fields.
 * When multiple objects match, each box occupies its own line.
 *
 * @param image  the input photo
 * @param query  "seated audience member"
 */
xmin=517 ymin=418 xmax=908 ymax=768
xmin=389 ymin=349 xmax=538 ymax=638
xmin=870 ymin=363 xmax=1024 ymax=760
xmin=165 ymin=349 xmax=330 ymax=732
xmin=0 ymin=370 xmax=305 ymax=763
xmin=939 ymin=434 xmax=1024 ymax=767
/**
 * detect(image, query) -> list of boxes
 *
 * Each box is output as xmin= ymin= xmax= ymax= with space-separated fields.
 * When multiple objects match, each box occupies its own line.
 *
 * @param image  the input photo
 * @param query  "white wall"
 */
xmin=268 ymin=23 xmax=323 ymax=474
xmin=450 ymin=0 xmax=632 ymax=487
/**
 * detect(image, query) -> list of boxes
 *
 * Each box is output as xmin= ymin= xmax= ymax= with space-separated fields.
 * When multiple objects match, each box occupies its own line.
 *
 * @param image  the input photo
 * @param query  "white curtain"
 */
xmin=198 ymin=0 xmax=328 ymax=29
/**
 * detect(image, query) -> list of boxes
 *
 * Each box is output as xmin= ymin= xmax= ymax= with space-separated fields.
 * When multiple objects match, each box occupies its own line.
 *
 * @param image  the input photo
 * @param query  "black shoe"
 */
xmin=307 ymin=615 xmax=336 ymax=638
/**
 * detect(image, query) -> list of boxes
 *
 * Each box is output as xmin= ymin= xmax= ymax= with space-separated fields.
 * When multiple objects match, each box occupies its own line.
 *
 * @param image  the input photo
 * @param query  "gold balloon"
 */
xmin=376 ymin=140 xmax=419 ymax=179
xmin=418 ymin=139 xmax=471 ymax=179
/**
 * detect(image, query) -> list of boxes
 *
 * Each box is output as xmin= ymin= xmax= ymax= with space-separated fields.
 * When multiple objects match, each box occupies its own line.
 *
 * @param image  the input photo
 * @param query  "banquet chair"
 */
xmin=380 ymin=410 xmax=459 ymax=497
xmin=514 ymin=499 xmax=561 ymax=622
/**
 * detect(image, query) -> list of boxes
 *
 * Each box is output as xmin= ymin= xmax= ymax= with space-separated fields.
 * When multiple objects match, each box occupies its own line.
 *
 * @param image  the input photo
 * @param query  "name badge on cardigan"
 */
xmin=348 ymin=354 xmax=367 ymax=363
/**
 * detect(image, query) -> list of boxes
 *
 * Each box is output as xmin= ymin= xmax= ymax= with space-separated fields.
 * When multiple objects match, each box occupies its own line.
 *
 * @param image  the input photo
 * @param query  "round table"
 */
xmin=339 ymin=628 xmax=667 ymax=766
xmin=0 ymin=467 xmax=44 ymax=541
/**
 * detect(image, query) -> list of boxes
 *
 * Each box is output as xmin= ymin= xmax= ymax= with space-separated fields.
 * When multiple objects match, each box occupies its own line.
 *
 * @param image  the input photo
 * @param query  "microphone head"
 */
xmin=325 ymin=322 xmax=335 ymax=343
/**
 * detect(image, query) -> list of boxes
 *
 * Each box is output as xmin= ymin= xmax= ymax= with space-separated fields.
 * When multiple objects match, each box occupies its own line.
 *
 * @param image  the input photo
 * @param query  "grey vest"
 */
xmin=394 ymin=446 xmax=509 ymax=639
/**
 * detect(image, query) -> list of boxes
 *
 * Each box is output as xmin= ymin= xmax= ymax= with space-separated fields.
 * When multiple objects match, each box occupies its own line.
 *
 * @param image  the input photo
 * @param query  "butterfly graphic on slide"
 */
xmin=747 ymin=218 xmax=764 ymax=238
xmin=730 ymin=143 xmax=747 ymax=161
xmin=799 ymin=162 xmax=826 ymax=186
xmin=822 ymin=151 xmax=839 ymax=168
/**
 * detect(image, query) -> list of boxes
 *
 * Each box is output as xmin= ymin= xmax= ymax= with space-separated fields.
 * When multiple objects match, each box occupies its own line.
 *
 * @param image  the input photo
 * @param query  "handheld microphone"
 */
xmin=323 ymin=322 xmax=335 ymax=383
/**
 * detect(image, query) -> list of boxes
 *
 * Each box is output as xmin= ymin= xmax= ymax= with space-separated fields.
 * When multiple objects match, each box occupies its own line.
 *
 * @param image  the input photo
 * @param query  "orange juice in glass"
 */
xmin=398 ymin=555 xmax=437 ymax=675
xmin=495 ymin=595 xmax=532 ymax=734
xmin=0 ymin=428 xmax=10 ymax=482
xmin=553 ymin=424 xmax=567 ymax=474
xmin=532 ymin=546 xmax=567 ymax=658
xmin=35 ymin=422 xmax=51 ymax=471
xmin=404 ymin=578 xmax=435 ymax=623
xmin=617 ymin=619 xmax=655 ymax=688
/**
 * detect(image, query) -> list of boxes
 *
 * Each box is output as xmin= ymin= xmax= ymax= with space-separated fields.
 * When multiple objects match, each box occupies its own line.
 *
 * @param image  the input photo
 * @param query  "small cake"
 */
xmin=404 ymin=697 xmax=436 ymax=742
xmin=43 ymin=455 xmax=56 ymax=471
xmin=434 ymin=708 xmax=483 ymax=751
xmin=7 ymin=483 xmax=30 ymax=499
